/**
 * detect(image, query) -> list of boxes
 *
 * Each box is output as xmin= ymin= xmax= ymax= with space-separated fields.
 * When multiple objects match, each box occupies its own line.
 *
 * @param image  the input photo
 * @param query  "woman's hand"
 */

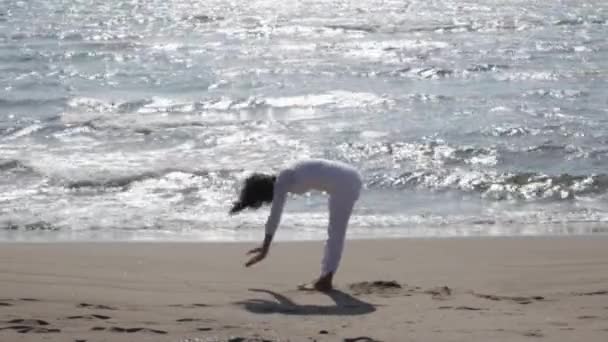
xmin=244 ymin=234 xmax=273 ymax=267
xmin=245 ymin=246 xmax=268 ymax=267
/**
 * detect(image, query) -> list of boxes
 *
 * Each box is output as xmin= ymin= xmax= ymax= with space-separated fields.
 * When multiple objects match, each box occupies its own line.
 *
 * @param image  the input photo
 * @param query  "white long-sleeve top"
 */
xmin=265 ymin=159 xmax=362 ymax=236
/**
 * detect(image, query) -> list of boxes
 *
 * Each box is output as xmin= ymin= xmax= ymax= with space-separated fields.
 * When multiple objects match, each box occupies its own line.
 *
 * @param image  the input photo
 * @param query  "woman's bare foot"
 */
xmin=298 ymin=272 xmax=334 ymax=292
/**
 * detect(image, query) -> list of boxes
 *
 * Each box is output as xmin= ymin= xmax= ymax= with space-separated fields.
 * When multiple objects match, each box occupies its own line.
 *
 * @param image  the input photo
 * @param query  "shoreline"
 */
xmin=1 ymin=219 xmax=608 ymax=244
xmin=0 ymin=231 xmax=607 ymax=243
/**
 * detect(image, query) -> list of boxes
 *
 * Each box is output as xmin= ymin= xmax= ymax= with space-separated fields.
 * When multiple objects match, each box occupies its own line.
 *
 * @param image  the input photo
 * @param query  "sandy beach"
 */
xmin=1 ymin=237 xmax=607 ymax=341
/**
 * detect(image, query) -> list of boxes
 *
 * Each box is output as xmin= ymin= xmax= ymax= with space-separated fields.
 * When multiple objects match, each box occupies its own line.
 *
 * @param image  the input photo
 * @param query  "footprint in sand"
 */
xmin=0 ymin=298 xmax=41 ymax=307
xmin=438 ymin=306 xmax=485 ymax=311
xmin=574 ymin=290 xmax=608 ymax=296
xmin=90 ymin=326 xmax=167 ymax=334
xmin=227 ymin=337 xmax=276 ymax=342
xmin=66 ymin=314 xmax=111 ymax=320
xmin=472 ymin=293 xmax=544 ymax=305
xmin=0 ymin=326 xmax=61 ymax=333
xmin=176 ymin=317 xmax=218 ymax=331
xmin=344 ymin=337 xmax=383 ymax=342
xmin=77 ymin=303 xmax=117 ymax=310
xmin=6 ymin=319 xmax=49 ymax=326
xmin=176 ymin=318 xmax=215 ymax=323
xmin=0 ymin=319 xmax=60 ymax=334
xmin=348 ymin=281 xmax=404 ymax=296
xmin=169 ymin=303 xmax=210 ymax=308
xmin=348 ymin=281 xmax=454 ymax=301
xmin=424 ymin=286 xmax=452 ymax=300
xmin=176 ymin=318 xmax=201 ymax=322
xmin=522 ymin=330 xmax=543 ymax=338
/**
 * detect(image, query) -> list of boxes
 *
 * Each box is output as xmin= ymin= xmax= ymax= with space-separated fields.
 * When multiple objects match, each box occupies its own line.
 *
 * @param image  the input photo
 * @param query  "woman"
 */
xmin=230 ymin=159 xmax=362 ymax=292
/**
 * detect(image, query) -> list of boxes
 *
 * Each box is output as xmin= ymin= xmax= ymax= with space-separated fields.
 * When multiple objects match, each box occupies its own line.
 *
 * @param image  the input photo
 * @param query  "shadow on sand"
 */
xmin=236 ymin=288 xmax=376 ymax=316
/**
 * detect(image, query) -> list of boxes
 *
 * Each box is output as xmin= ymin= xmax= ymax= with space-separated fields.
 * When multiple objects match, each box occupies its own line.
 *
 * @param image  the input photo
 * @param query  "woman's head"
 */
xmin=230 ymin=173 xmax=276 ymax=214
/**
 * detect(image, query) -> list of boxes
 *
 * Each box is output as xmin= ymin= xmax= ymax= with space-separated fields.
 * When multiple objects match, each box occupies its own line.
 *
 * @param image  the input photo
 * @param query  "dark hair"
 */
xmin=230 ymin=173 xmax=276 ymax=214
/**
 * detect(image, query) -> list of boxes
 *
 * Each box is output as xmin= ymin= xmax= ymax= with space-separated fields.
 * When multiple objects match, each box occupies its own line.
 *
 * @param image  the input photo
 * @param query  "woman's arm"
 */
xmin=264 ymin=174 xmax=288 ymax=237
xmin=244 ymin=171 xmax=291 ymax=267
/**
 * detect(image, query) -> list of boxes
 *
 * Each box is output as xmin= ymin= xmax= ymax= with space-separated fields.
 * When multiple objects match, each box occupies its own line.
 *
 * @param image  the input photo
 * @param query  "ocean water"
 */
xmin=1 ymin=0 xmax=607 ymax=241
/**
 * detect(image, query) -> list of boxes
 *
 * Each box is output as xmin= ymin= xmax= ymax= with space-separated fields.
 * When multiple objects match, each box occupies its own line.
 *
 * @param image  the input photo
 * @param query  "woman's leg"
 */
xmin=320 ymin=192 xmax=357 ymax=278
xmin=300 ymin=173 xmax=361 ymax=291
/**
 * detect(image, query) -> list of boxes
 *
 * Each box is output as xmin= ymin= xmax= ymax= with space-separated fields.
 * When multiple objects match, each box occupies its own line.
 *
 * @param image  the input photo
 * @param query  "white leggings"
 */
xmin=321 ymin=185 xmax=361 ymax=276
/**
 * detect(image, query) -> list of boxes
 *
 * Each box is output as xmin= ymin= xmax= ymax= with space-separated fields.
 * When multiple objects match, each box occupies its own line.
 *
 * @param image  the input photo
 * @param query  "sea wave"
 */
xmin=523 ymin=88 xmax=589 ymax=99
xmin=65 ymin=91 xmax=392 ymax=115
xmin=0 ymin=97 xmax=66 ymax=108
xmin=481 ymin=125 xmax=539 ymax=137
xmin=337 ymin=141 xmax=498 ymax=168
xmin=372 ymin=170 xmax=608 ymax=201
xmin=0 ymin=159 xmax=34 ymax=173
xmin=337 ymin=140 xmax=608 ymax=200
xmin=554 ymin=18 xmax=607 ymax=26
xmin=65 ymin=168 xmax=234 ymax=191
xmin=1 ymin=221 xmax=60 ymax=231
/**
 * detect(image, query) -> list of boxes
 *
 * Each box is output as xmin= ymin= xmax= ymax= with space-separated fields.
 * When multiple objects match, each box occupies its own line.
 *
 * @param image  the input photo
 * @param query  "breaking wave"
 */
xmin=336 ymin=141 xmax=498 ymax=167
xmin=336 ymin=141 xmax=608 ymax=200
xmin=65 ymin=168 xmax=235 ymax=191
xmin=372 ymin=170 xmax=608 ymax=201
xmin=65 ymin=91 xmax=391 ymax=115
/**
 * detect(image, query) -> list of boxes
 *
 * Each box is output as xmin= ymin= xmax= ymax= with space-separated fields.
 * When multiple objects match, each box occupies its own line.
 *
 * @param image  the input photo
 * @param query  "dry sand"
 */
xmin=1 ymin=237 xmax=607 ymax=341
